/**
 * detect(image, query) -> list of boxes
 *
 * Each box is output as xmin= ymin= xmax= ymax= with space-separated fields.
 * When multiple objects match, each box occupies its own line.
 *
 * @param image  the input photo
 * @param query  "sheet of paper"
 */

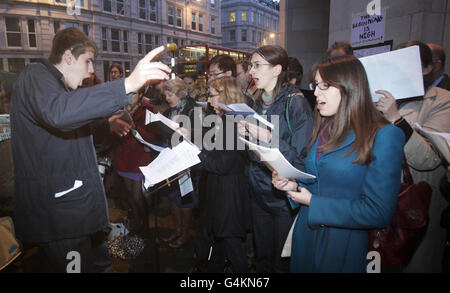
xmin=178 ymin=171 xmax=194 ymax=197
xmin=140 ymin=140 xmax=201 ymax=189
xmin=414 ymin=123 xmax=450 ymax=163
xmin=131 ymin=129 xmax=166 ymax=152
xmin=217 ymin=103 xmax=274 ymax=129
xmin=239 ymin=137 xmax=316 ymax=179
xmin=359 ymin=46 xmax=425 ymax=101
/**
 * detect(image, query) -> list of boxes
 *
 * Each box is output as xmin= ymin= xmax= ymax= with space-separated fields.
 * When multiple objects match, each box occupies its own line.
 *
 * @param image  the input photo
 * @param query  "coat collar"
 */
xmin=314 ymin=130 xmax=356 ymax=161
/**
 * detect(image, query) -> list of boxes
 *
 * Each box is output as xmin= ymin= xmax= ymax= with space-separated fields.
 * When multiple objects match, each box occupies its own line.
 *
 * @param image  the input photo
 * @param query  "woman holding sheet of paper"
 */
xmin=376 ymin=41 xmax=450 ymax=273
xmin=272 ymin=55 xmax=405 ymax=272
xmin=237 ymin=45 xmax=314 ymax=273
xmin=194 ymin=76 xmax=250 ymax=273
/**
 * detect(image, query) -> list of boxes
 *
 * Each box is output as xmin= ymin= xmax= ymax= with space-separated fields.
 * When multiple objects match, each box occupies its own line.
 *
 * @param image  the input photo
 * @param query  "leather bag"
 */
xmin=368 ymin=160 xmax=432 ymax=267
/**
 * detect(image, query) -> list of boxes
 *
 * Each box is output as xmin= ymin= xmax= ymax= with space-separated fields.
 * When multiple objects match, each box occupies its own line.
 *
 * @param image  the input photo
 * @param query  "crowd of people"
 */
xmin=6 ymin=27 xmax=450 ymax=273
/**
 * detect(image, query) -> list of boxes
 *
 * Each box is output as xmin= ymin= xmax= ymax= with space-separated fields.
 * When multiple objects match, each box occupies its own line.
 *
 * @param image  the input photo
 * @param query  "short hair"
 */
xmin=287 ymin=57 xmax=303 ymax=85
xmin=327 ymin=41 xmax=354 ymax=57
xmin=428 ymin=43 xmax=446 ymax=70
xmin=162 ymin=79 xmax=188 ymax=99
xmin=209 ymin=76 xmax=246 ymax=106
xmin=237 ymin=60 xmax=251 ymax=73
xmin=183 ymin=72 xmax=198 ymax=81
xmin=395 ymin=41 xmax=433 ymax=69
xmin=209 ymin=54 xmax=237 ymax=77
xmin=48 ymin=27 xmax=98 ymax=65
xmin=109 ymin=63 xmax=124 ymax=76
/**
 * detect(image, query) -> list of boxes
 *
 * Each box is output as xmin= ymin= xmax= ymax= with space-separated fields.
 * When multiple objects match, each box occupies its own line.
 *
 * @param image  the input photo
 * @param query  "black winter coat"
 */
xmin=10 ymin=59 xmax=131 ymax=242
xmin=248 ymin=84 xmax=314 ymax=215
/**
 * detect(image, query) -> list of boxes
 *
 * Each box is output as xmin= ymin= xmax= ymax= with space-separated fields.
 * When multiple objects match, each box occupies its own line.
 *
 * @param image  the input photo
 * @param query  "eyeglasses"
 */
xmin=248 ymin=63 xmax=272 ymax=71
xmin=207 ymin=71 xmax=224 ymax=78
xmin=309 ymin=82 xmax=330 ymax=91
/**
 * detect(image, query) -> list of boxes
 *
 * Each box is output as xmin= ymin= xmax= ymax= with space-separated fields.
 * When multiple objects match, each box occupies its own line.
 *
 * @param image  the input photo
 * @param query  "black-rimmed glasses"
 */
xmin=309 ymin=82 xmax=330 ymax=91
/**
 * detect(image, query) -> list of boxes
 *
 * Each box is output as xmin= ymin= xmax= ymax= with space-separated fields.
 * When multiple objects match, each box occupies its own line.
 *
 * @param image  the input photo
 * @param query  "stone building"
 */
xmin=221 ymin=0 xmax=280 ymax=53
xmin=0 ymin=0 xmax=222 ymax=81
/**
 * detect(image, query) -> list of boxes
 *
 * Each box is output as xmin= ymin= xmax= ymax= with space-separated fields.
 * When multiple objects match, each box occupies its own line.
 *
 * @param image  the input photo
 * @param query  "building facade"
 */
xmin=221 ymin=0 xmax=280 ymax=53
xmin=0 ymin=0 xmax=222 ymax=81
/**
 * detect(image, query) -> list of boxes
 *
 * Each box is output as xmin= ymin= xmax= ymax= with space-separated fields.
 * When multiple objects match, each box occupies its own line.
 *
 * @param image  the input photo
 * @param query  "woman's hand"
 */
xmin=375 ymin=90 xmax=402 ymax=123
xmin=272 ymin=171 xmax=298 ymax=192
xmin=238 ymin=121 xmax=272 ymax=143
xmin=287 ymin=186 xmax=312 ymax=206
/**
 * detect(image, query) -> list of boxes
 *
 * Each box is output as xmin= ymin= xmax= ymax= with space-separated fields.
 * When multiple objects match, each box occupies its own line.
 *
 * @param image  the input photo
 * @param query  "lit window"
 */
xmin=242 ymin=11 xmax=247 ymax=22
xmin=230 ymin=11 xmax=236 ymax=22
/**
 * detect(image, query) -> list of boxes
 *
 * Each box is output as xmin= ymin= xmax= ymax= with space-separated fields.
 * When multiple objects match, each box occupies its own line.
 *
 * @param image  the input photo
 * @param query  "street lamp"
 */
xmin=269 ymin=33 xmax=277 ymax=45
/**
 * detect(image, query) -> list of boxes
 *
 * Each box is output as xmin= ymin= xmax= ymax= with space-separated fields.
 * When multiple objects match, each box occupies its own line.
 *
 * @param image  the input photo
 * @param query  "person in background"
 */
xmin=194 ymin=76 xmax=250 ymax=273
xmin=326 ymin=41 xmax=354 ymax=58
xmin=427 ymin=43 xmax=450 ymax=91
xmin=376 ymin=41 xmax=450 ymax=273
xmin=109 ymin=63 xmax=123 ymax=82
xmin=159 ymin=79 xmax=199 ymax=249
xmin=236 ymin=60 xmax=256 ymax=106
xmin=287 ymin=57 xmax=303 ymax=88
xmin=183 ymin=72 xmax=207 ymax=102
xmin=208 ymin=54 xmax=236 ymax=84
xmin=10 ymin=27 xmax=170 ymax=272
xmin=238 ymin=45 xmax=314 ymax=273
xmin=272 ymin=55 xmax=405 ymax=273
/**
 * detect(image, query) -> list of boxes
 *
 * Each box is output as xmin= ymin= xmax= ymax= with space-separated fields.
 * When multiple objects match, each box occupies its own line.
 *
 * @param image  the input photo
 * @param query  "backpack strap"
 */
xmin=285 ymin=92 xmax=303 ymax=135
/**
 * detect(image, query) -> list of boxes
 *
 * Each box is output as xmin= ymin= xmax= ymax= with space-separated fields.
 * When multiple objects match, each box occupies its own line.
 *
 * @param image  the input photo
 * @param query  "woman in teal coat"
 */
xmin=272 ymin=55 xmax=405 ymax=273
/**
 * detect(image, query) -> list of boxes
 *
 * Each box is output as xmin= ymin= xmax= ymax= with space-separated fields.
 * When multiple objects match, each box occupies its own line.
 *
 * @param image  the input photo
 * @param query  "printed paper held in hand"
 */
xmin=414 ymin=123 xmax=450 ymax=163
xmin=131 ymin=129 xmax=165 ymax=152
xmin=139 ymin=140 xmax=201 ymax=189
xmin=239 ymin=137 xmax=315 ymax=179
xmin=359 ymin=46 xmax=425 ymax=101
xmin=216 ymin=103 xmax=274 ymax=129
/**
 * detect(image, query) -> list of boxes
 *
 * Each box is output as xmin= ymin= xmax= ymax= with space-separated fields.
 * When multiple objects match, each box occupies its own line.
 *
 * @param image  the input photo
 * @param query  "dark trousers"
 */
xmin=219 ymin=237 xmax=248 ymax=273
xmin=36 ymin=231 xmax=110 ymax=273
xmin=251 ymin=200 xmax=294 ymax=273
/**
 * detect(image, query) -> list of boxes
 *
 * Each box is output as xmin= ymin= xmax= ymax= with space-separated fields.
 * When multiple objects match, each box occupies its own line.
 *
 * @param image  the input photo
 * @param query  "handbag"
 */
xmin=0 ymin=217 xmax=22 ymax=271
xmin=368 ymin=158 xmax=432 ymax=267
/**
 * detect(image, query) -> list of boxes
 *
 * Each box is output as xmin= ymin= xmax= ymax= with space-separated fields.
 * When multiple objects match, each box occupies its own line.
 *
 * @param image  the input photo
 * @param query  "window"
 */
xmin=28 ymin=19 xmax=36 ymax=48
xmin=241 ymin=11 xmax=247 ymax=22
xmin=241 ymin=29 xmax=247 ymax=42
xmin=210 ymin=0 xmax=215 ymax=8
xmin=117 ymin=0 xmax=125 ymax=15
xmin=230 ymin=30 xmax=235 ymax=42
xmin=150 ymin=0 xmax=157 ymax=22
xmin=137 ymin=33 xmax=143 ymax=54
xmin=251 ymin=11 xmax=255 ymax=24
xmin=259 ymin=13 xmax=262 ymax=25
xmin=176 ymin=8 xmax=182 ymax=27
xmin=83 ymin=23 xmax=90 ymax=36
xmin=66 ymin=22 xmax=78 ymax=28
xmin=123 ymin=31 xmax=128 ymax=53
xmin=102 ymin=27 xmax=108 ymax=51
xmin=258 ymin=31 xmax=262 ymax=43
xmin=6 ymin=17 xmax=21 ymax=47
xmin=199 ymin=14 xmax=203 ymax=32
xmin=230 ymin=11 xmax=236 ymax=22
xmin=211 ymin=17 xmax=215 ymax=34
xmin=145 ymin=34 xmax=152 ymax=53
xmin=0 ymin=59 xmax=3 ymax=71
xmin=155 ymin=35 xmax=159 ymax=46
xmin=168 ymin=5 xmax=174 ymax=25
xmin=139 ymin=0 xmax=146 ymax=19
xmin=54 ymin=21 xmax=60 ymax=34
xmin=111 ymin=29 xmax=120 ymax=52
xmin=252 ymin=30 xmax=256 ymax=42
xmin=103 ymin=61 xmax=110 ymax=81
xmin=103 ymin=0 xmax=112 ymax=12
xmin=8 ymin=58 xmax=25 ymax=73
xmin=191 ymin=13 xmax=196 ymax=30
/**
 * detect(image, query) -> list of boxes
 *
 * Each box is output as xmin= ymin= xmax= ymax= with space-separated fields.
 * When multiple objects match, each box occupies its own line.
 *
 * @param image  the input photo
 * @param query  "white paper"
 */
xmin=54 ymin=180 xmax=83 ymax=198
xmin=239 ymin=137 xmax=316 ymax=180
xmin=178 ymin=172 xmax=194 ymax=197
xmin=131 ymin=129 xmax=166 ymax=152
xmin=216 ymin=103 xmax=274 ymax=129
xmin=359 ymin=46 xmax=425 ymax=101
xmin=140 ymin=141 xmax=201 ymax=189
xmin=414 ymin=123 xmax=450 ymax=163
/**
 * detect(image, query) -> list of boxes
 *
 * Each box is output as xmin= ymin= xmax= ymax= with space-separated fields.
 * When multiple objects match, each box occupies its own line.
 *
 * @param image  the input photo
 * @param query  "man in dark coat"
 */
xmin=10 ymin=28 xmax=170 ymax=272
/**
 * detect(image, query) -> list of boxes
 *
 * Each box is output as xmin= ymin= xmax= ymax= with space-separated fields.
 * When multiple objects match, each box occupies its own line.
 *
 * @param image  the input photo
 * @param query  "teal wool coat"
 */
xmin=290 ymin=125 xmax=405 ymax=273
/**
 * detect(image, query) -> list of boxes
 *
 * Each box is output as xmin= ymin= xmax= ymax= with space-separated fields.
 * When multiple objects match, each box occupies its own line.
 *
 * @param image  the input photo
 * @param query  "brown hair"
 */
xmin=49 ymin=27 xmax=98 ymax=65
xmin=252 ymin=45 xmax=289 ymax=101
xmin=309 ymin=55 xmax=388 ymax=165
xmin=209 ymin=77 xmax=246 ymax=108
xmin=162 ymin=79 xmax=188 ymax=99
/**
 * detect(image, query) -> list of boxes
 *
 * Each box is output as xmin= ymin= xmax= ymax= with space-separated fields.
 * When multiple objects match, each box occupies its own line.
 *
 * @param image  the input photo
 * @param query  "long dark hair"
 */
xmin=308 ymin=55 xmax=389 ymax=165
xmin=253 ymin=45 xmax=289 ymax=101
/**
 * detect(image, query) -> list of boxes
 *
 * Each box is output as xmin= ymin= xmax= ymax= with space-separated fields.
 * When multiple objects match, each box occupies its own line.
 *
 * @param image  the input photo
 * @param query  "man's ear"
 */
xmin=62 ymin=49 xmax=73 ymax=66
xmin=423 ymin=64 xmax=433 ymax=76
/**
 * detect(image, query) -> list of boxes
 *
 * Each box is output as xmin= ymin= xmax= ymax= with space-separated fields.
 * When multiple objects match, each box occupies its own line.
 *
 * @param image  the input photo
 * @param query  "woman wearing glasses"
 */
xmin=238 ymin=45 xmax=314 ymax=273
xmin=272 ymin=55 xmax=405 ymax=272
